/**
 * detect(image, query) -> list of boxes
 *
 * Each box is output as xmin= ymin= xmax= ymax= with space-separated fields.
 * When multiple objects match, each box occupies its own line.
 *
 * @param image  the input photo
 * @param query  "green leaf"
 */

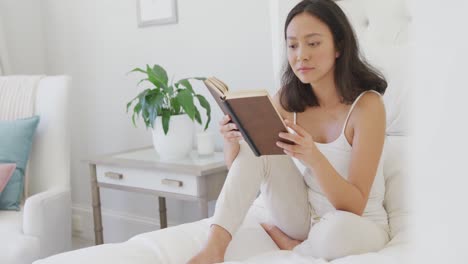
xmin=170 ymin=97 xmax=181 ymax=114
xmin=147 ymin=90 xmax=164 ymax=106
xmin=138 ymin=89 xmax=150 ymax=113
xmin=196 ymin=94 xmax=211 ymax=130
xmin=137 ymin=78 xmax=149 ymax=86
xmin=128 ymin=67 xmax=146 ymax=75
xmin=163 ymin=85 xmax=175 ymax=97
xmin=133 ymin=102 xmax=142 ymax=127
xmin=146 ymin=92 xmax=164 ymax=128
xmin=126 ymin=90 xmax=143 ymax=113
xmin=126 ymin=101 xmax=133 ymax=113
xmin=194 ymin=107 xmax=202 ymax=125
xmin=146 ymin=64 xmax=166 ymax=88
xmin=127 ymin=89 xmax=150 ymax=128
xmin=152 ymin=64 xmax=169 ymax=86
xmin=142 ymin=108 xmax=149 ymax=121
xmin=127 ymin=88 xmax=145 ymax=104
xmin=176 ymin=79 xmax=195 ymax=94
xmin=147 ymin=106 xmax=156 ymax=128
xmin=132 ymin=112 xmax=137 ymax=127
xmin=161 ymin=109 xmax=171 ymax=135
xmin=176 ymin=89 xmax=196 ymax=120
xmin=134 ymin=102 xmax=142 ymax=114
xmin=193 ymin=77 xmax=206 ymax=81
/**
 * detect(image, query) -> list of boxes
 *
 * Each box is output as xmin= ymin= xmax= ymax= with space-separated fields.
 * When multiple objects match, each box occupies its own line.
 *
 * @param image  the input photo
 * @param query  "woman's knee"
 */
xmin=319 ymin=210 xmax=359 ymax=235
xmin=293 ymin=210 xmax=388 ymax=260
xmin=274 ymin=217 xmax=310 ymax=241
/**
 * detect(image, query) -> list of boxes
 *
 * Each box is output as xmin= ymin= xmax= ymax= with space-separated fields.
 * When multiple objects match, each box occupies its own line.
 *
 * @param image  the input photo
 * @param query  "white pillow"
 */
xmin=338 ymin=0 xmax=411 ymax=136
xmin=382 ymin=135 xmax=409 ymax=239
xmin=361 ymin=44 xmax=411 ymax=136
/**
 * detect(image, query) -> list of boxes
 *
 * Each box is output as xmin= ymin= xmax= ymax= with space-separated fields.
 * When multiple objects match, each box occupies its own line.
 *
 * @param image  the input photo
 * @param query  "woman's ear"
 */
xmin=335 ymin=42 xmax=342 ymax=58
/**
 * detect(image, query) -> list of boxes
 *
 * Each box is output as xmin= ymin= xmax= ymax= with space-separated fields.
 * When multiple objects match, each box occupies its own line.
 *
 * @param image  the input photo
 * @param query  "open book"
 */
xmin=203 ymin=77 xmax=293 ymax=156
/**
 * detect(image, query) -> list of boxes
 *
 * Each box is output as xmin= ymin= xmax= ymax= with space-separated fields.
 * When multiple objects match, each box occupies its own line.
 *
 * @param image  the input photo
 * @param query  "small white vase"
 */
xmin=152 ymin=114 xmax=194 ymax=160
xmin=196 ymin=131 xmax=215 ymax=156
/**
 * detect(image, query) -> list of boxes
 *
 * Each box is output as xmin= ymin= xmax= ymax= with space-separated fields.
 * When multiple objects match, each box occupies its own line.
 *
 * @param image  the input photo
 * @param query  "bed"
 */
xmin=35 ymin=0 xmax=412 ymax=263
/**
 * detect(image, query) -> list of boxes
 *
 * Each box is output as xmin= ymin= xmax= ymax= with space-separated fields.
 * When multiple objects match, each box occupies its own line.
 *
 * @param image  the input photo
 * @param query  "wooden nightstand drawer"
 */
xmin=96 ymin=165 xmax=199 ymax=196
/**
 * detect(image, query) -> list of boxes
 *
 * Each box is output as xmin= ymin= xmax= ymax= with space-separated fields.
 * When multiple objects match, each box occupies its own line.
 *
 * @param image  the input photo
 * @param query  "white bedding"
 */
xmin=35 ymin=199 xmax=409 ymax=264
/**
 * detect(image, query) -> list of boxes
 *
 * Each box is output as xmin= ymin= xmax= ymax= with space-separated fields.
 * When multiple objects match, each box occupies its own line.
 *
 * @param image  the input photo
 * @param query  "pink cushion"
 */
xmin=0 ymin=163 xmax=16 ymax=193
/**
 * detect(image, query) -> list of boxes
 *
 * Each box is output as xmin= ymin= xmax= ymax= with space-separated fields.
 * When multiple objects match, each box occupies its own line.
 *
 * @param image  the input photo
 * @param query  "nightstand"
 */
xmin=87 ymin=147 xmax=227 ymax=245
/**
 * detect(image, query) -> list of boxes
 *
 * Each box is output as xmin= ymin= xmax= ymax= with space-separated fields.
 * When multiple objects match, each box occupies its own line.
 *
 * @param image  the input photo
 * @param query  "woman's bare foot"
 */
xmin=260 ymin=223 xmax=302 ymax=250
xmin=187 ymin=225 xmax=232 ymax=264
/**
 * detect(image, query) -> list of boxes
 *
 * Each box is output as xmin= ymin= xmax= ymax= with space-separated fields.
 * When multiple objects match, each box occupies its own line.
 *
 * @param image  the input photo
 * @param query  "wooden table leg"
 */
xmin=159 ymin=197 xmax=167 ymax=229
xmin=90 ymin=164 xmax=104 ymax=245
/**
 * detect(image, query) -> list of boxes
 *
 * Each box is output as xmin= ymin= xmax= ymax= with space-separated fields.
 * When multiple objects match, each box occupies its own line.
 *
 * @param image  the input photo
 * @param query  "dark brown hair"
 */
xmin=280 ymin=0 xmax=387 ymax=112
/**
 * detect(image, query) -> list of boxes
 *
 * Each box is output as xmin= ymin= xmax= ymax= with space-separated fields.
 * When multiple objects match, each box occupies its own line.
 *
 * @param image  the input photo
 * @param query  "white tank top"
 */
xmin=292 ymin=90 xmax=389 ymax=231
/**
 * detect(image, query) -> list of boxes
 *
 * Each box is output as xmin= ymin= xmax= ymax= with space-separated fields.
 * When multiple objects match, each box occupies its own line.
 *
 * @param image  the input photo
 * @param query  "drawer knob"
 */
xmin=105 ymin=172 xmax=123 ymax=180
xmin=161 ymin=179 xmax=183 ymax=187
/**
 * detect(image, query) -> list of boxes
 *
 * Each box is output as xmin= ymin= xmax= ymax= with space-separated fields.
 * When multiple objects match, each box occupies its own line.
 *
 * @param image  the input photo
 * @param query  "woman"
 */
xmin=189 ymin=0 xmax=389 ymax=263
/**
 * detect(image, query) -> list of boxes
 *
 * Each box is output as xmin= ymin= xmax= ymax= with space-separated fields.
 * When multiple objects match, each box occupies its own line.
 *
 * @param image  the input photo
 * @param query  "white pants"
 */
xmin=212 ymin=142 xmax=389 ymax=260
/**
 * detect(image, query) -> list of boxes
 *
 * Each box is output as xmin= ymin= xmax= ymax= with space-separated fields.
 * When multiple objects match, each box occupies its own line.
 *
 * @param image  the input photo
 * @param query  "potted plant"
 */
xmin=126 ymin=64 xmax=211 ymax=160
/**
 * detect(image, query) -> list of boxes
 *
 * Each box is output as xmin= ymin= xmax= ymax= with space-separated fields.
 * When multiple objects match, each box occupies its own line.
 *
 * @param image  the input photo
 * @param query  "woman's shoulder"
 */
xmin=354 ymin=91 xmax=385 ymax=112
xmin=352 ymin=91 xmax=386 ymax=129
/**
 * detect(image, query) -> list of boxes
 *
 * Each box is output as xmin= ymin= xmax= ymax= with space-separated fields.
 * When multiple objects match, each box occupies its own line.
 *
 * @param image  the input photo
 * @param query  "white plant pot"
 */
xmin=152 ymin=114 xmax=194 ymax=160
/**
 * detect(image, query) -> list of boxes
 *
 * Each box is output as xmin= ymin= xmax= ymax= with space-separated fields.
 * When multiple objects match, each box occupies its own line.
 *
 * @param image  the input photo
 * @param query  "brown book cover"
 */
xmin=203 ymin=77 xmax=293 ymax=156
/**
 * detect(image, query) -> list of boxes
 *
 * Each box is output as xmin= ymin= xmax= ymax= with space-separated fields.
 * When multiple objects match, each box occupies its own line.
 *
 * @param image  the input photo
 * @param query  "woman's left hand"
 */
xmin=276 ymin=119 xmax=320 ymax=168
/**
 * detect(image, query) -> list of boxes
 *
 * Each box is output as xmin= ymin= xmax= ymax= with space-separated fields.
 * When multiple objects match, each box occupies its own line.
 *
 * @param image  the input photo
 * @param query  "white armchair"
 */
xmin=0 ymin=76 xmax=72 ymax=264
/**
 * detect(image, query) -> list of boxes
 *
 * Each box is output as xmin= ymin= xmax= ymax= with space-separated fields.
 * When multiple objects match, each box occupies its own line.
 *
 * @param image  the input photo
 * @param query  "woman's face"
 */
xmin=286 ymin=12 xmax=338 ymax=85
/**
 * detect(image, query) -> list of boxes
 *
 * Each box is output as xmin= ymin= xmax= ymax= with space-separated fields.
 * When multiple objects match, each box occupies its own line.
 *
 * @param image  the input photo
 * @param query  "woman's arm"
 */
xmin=219 ymin=115 xmax=242 ymax=169
xmin=224 ymin=140 xmax=240 ymax=169
xmin=277 ymin=92 xmax=386 ymax=215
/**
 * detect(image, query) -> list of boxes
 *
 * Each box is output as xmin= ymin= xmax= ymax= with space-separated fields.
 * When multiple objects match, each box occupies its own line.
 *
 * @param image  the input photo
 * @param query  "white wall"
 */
xmin=0 ymin=0 xmax=46 ymax=74
xmin=409 ymin=0 xmax=468 ymax=262
xmin=0 ymin=14 xmax=10 ymax=74
xmin=3 ymin=0 xmax=468 ymax=261
xmin=38 ymin=0 xmax=276 ymax=242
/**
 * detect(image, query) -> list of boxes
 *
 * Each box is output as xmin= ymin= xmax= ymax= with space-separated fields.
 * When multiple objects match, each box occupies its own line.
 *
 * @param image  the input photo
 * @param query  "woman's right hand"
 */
xmin=219 ymin=115 xmax=243 ymax=143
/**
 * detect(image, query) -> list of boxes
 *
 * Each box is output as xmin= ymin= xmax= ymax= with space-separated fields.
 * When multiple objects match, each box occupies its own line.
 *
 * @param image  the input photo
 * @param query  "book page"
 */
xmin=208 ymin=77 xmax=229 ymax=94
xmin=204 ymin=79 xmax=225 ymax=97
xmin=226 ymin=89 xmax=268 ymax=99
